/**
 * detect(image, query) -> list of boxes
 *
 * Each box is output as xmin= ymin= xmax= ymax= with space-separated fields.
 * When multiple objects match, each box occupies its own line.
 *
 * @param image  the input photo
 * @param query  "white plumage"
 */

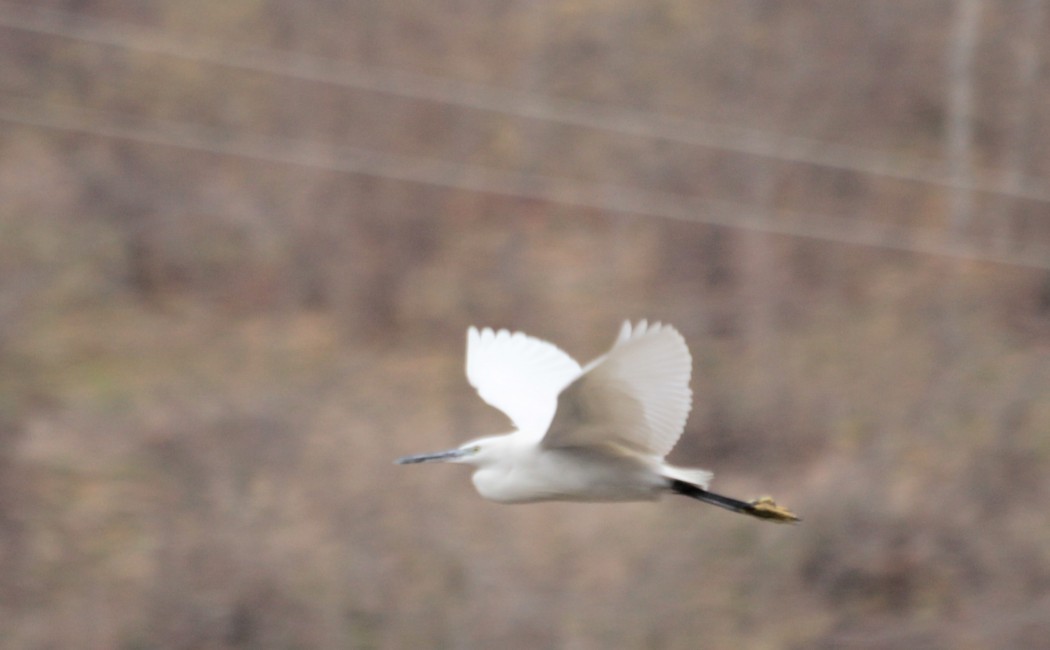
xmin=397 ymin=321 xmax=798 ymax=522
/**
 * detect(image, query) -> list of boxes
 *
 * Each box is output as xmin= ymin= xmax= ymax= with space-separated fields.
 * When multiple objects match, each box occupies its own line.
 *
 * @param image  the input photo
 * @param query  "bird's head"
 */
xmin=394 ymin=435 xmax=509 ymax=468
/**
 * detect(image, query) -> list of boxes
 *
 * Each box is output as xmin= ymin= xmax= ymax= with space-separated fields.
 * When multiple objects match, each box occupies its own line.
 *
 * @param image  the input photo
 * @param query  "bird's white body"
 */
xmin=397 ymin=320 xmax=800 ymax=522
xmin=397 ymin=320 xmax=714 ymax=504
xmin=470 ymin=442 xmax=667 ymax=503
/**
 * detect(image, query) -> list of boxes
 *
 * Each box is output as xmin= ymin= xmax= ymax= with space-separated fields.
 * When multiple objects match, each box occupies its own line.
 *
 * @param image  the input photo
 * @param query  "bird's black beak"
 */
xmin=394 ymin=448 xmax=469 ymax=464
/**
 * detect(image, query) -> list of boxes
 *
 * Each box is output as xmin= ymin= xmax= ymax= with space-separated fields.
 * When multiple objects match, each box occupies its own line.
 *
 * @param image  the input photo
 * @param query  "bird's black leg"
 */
xmin=668 ymin=479 xmax=800 ymax=523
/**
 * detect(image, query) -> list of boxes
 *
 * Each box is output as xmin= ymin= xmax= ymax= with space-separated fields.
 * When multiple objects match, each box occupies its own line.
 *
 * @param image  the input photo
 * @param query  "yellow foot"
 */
xmin=746 ymin=496 xmax=801 ymax=523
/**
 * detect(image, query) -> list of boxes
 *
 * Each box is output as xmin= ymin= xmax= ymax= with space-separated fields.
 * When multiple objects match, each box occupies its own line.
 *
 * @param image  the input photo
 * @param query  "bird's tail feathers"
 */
xmin=661 ymin=465 xmax=713 ymax=490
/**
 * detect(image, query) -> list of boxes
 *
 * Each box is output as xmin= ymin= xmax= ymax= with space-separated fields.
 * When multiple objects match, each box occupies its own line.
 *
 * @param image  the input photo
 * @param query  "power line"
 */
xmin=1 ymin=95 xmax=1047 ymax=271
xmin=2 ymin=1 xmax=1050 ymax=207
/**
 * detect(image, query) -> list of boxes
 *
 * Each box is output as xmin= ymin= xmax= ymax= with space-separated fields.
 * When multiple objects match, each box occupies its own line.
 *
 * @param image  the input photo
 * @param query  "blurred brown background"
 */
xmin=2 ymin=1 xmax=1050 ymax=648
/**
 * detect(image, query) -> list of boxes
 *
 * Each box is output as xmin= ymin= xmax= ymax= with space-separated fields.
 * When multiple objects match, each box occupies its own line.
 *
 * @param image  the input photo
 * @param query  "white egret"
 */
xmin=396 ymin=321 xmax=798 ymax=523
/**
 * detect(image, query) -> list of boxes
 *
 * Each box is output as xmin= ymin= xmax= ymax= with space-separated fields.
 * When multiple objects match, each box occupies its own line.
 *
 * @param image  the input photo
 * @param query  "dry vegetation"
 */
xmin=2 ymin=1 xmax=1050 ymax=648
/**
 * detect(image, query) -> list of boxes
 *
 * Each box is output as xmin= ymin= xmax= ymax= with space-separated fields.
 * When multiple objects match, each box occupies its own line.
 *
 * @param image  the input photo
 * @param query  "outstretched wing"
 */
xmin=466 ymin=327 xmax=582 ymax=438
xmin=543 ymin=320 xmax=692 ymax=458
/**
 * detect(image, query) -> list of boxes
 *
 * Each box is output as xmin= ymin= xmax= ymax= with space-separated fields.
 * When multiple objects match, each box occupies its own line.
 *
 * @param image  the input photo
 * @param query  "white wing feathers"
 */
xmin=466 ymin=327 xmax=582 ymax=438
xmin=542 ymin=321 xmax=693 ymax=459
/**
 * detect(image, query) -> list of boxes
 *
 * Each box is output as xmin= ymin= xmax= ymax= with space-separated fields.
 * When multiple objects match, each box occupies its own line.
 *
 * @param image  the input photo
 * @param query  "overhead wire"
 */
xmin=2 ymin=95 xmax=1047 ymax=271
xmin=1 ymin=1 xmax=1050 ymax=206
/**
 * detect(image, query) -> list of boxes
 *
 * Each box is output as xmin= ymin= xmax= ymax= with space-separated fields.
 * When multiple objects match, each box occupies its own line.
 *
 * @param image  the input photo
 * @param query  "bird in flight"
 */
xmin=396 ymin=321 xmax=798 ymax=523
